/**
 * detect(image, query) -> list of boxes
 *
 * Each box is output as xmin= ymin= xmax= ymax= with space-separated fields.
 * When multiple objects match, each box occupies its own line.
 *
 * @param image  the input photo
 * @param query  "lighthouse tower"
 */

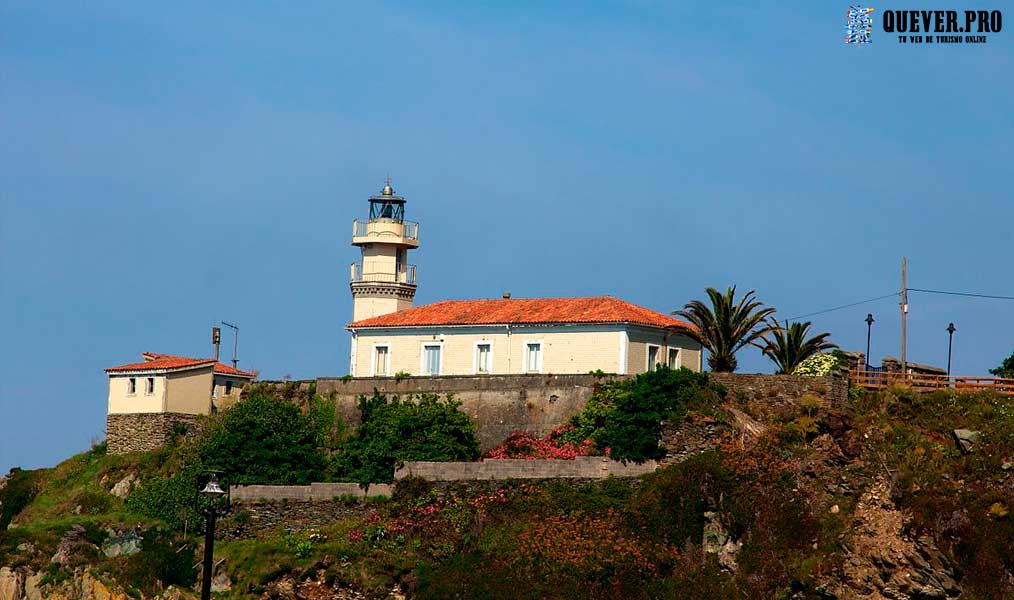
xmin=349 ymin=179 xmax=419 ymax=322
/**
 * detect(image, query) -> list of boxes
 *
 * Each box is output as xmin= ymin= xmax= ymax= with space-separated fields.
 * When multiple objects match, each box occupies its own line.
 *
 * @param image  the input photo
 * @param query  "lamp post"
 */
xmin=199 ymin=473 xmax=228 ymax=600
xmin=946 ymin=323 xmax=956 ymax=378
xmin=864 ymin=313 xmax=875 ymax=369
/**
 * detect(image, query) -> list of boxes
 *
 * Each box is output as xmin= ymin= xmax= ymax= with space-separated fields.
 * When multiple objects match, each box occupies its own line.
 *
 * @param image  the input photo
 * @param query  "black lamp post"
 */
xmin=199 ymin=473 xmax=228 ymax=600
xmin=864 ymin=313 xmax=875 ymax=368
xmin=946 ymin=323 xmax=956 ymax=378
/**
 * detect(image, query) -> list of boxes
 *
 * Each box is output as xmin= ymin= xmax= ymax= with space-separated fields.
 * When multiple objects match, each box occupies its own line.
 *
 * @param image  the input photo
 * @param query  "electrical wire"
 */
xmin=788 ymin=292 xmax=900 ymax=321
xmin=908 ymin=288 xmax=1014 ymax=301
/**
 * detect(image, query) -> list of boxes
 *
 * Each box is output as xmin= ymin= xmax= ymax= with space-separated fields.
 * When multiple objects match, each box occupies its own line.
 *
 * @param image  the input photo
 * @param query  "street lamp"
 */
xmin=199 ymin=473 xmax=229 ymax=600
xmin=946 ymin=323 xmax=956 ymax=378
xmin=864 ymin=313 xmax=875 ymax=369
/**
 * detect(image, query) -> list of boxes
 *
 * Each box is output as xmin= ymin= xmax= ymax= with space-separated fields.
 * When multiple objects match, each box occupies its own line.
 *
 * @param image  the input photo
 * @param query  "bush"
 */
xmin=793 ymin=353 xmax=846 ymax=377
xmin=0 ymin=468 xmax=42 ymax=529
xmin=111 ymin=528 xmax=196 ymax=593
xmin=484 ymin=426 xmax=596 ymax=460
xmin=331 ymin=392 xmax=480 ymax=485
xmin=199 ymin=390 xmax=326 ymax=485
xmin=561 ymin=367 xmax=713 ymax=461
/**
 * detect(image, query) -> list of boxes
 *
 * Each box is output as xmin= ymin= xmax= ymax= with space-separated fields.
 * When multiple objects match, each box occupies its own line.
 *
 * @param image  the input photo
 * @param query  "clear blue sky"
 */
xmin=2 ymin=1 xmax=1012 ymax=472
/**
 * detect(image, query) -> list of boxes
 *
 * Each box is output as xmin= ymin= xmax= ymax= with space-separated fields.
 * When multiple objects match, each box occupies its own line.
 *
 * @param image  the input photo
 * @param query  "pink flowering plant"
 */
xmin=483 ymin=425 xmax=602 ymax=460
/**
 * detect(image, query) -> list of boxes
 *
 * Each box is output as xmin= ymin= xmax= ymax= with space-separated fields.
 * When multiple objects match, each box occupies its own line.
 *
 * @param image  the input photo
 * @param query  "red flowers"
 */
xmin=484 ymin=426 xmax=597 ymax=460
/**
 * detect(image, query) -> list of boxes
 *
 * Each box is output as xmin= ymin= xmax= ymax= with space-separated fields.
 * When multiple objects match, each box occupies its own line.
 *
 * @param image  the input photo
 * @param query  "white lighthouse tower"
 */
xmin=349 ymin=179 xmax=419 ymax=322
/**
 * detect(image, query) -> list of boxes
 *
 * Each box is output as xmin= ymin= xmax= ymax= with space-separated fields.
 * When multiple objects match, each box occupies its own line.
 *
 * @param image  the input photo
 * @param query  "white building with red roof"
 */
xmin=347 ymin=181 xmax=701 ymax=377
xmin=105 ymin=352 xmax=255 ymax=416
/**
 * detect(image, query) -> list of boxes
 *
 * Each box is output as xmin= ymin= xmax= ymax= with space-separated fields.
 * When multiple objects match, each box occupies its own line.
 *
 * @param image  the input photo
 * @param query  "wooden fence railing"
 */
xmin=849 ymin=369 xmax=1014 ymax=395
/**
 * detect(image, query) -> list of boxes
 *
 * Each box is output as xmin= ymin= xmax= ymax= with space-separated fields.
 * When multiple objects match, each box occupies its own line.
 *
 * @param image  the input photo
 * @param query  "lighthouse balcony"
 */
xmin=350 ymin=262 xmax=417 ymax=285
xmin=352 ymin=219 xmax=419 ymax=247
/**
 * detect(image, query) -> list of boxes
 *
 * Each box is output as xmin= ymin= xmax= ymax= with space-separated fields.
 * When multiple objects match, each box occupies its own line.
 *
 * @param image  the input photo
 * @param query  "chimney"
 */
xmin=211 ymin=326 xmax=221 ymax=361
xmin=502 ymin=292 xmax=511 ymax=299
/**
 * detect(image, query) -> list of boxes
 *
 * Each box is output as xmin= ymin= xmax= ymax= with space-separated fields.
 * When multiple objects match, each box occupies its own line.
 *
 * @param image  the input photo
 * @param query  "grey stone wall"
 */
xmin=317 ymin=374 xmax=615 ymax=450
xmin=709 ymin=373 xmax=848 ymax=409
xmin=231 ymin=482 xmax=393 ymax=502
xmin=394 ymin=457 xmax=657 ymax=481
xmin=218 ymin=500 xmax=369 ymax=540
xmin=105 ymin=413 xmax=200 ymax=455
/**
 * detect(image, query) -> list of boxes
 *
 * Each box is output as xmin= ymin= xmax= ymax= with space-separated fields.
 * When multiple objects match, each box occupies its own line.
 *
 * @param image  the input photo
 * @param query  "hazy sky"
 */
xmin=2 ymin=1 xmax=1012 ymax=472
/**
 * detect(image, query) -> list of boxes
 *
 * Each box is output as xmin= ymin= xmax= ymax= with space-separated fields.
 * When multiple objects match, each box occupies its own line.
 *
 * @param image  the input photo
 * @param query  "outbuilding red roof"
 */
xmin=105 ymin=353 xmax=256 ymax=378
xmin=348 ymin=296 xmax=695 ymax=331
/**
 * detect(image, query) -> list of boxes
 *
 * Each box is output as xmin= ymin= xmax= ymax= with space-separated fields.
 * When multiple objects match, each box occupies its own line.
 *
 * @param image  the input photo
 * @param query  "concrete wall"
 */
xmin=395 ymin=457 xmax=657 ymax=480
xmin=212 ymin=374 xmax=250 ymax=411
xmin=105 ymin=412 xmax=200 ymax=454
xmin=107 ymin=374 xmax=167 ymax=414
xmin=626 ymin=327 xmax=702 ymax=374
xmin=318 ymin=373 xmax=612 ymax=449
xmin=164 ymin=367 xmax=214 ymax=414
xmin=231 ymin=482 xmax=393 ymax=502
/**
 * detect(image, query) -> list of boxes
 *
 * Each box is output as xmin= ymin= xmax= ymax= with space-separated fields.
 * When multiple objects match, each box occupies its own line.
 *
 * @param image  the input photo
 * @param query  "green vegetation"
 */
xmin=3 ymin=383 xmax=1013 ymax=599
xmin=793 ymin=350 xmax=848 ymax=377
xmin=562 ymin=367 xmax=718 ymax=461
xmin=760 ymin=319 xmax=836 ymax=374
xmin=675 ymin=286 xmax=776 ymax=372
xmin=989 ymin=350 xmax=1014 ymax=378
xmin=330 ymin=391 xmax=480 ymax=484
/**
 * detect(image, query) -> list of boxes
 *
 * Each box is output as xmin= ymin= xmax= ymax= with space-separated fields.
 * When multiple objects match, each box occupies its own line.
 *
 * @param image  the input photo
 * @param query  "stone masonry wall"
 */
xmin=709 ymin=373 xmax=848 ymax=410
xmin=231 ymin=482 xmax=394 ymax=502
xmin=105 ymin=413 xmax=201 ymax=455
xmin=317 ymin=374 xmax=614 ymax=450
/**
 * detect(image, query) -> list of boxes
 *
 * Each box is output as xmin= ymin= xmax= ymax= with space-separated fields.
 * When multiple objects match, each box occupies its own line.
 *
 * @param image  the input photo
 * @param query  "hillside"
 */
xmin=2 ymin=385 xmax=1013 ymax=599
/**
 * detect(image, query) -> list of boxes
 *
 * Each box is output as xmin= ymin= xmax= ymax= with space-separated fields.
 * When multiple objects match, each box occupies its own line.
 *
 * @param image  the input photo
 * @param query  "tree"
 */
xmin=331 ymin=392 xmax=480 ymax=485
xmin=675 ymin=286 xmax=776 ymax=372
xmin=761 ymin=319 xmax=837 ymax=374
xmin=198 ymin=391 xmax=326 ymax=485
xmin=989 ymin=351 xmax=1014 ymax=378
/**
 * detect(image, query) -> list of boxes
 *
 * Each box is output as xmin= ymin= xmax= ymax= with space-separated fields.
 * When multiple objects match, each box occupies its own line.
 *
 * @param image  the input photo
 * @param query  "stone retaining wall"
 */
xmin=394 ymin=457 xmax=657 ymax=481
xmin=231 ymin=482 xmax=393 ymax=502
xmin=317 ymin=374 xmax=613 ymax=450
xmin=709 ymin=373 xmax=847 ymax=408
xmin=105 ymin=413 xmax=201 ymax=455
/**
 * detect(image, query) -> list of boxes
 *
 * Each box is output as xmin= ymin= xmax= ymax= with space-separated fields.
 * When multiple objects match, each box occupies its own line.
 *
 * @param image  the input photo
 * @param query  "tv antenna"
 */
xmin=221 ymin=321 xmax=239 ymax=368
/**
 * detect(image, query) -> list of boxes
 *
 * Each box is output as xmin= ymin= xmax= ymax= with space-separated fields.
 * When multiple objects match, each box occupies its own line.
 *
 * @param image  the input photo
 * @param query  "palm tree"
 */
xmin=761 ymin=319 xmax=837 ymax=374
xmin=674 ymin=286 xmax=776 ymax=373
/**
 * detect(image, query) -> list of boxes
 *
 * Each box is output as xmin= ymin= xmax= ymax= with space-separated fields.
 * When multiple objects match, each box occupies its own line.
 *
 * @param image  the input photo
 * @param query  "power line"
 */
xmin=908 ymin=287 xmax=1014 ymax=301
xmin=788 ymin=292 xmax=900 ymax=320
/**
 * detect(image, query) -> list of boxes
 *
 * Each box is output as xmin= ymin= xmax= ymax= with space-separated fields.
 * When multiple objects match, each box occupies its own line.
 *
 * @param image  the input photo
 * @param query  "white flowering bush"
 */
xmin=793 ymin=353 xmax=845 ymax=377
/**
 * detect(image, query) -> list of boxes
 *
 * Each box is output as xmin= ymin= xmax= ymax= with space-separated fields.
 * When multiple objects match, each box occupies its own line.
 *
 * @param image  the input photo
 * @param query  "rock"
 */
xmin=989 ymin=502 xmax=1009 ymax=519
xmin=15 ymin=542 xmax=34 ymax=553
xmin=102 ymin=530 xmax=143 ymax=557
xmin=0 ymin=567 xmax=23 ymax=600
xmin=51 ymin=525 xmax=95 ymax=565
xmin=830 ymin=504 xmax=840 ymax=514
xmin=210 ymin=573 xmax=231 ymax=592
xmin=109 ymin=472 xmax=139 ymax=499
xmin=1001 ymin=457 xmax=1013 ymax=471
xmin=23 ymin=573 xmax=42 ymax=600
xmin=702 ymin=511 xmax=741 ymax=572
xmin=953 ymin=429 xmax=981 ymax=454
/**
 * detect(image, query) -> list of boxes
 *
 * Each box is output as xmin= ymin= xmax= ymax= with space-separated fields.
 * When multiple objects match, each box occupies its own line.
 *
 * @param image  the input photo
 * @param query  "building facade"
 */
xmin=105 ymin=352 xmax=256 ymax=416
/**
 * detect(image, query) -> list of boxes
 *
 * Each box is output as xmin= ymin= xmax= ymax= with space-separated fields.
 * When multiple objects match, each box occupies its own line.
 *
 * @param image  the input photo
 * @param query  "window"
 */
xmin=127 ymin=378 xmax=136 ymax=395
xmin=225 ymin=381 xmax=234 ymax=396
xmin=145 ymin=377 xmax=155 ymax=395
xmin=374 ymin=345 xmax=390 ymax=376
xmin=668 ymin=348 xmax=680 ymax=369
xmin=423 ymin=345 xmax=442 ymax=376
xmin=476 ymin=343 xmax=491 ymax=374
xmin=647 ymin=345 xmax=660 ymax=370
xmin=526 ymin=343 xmax=542 ymax=373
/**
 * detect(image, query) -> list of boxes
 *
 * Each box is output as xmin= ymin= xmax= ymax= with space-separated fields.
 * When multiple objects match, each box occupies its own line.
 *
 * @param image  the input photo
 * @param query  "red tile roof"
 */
xmin=348 ymin=296 xmax=696 ymax=331
xmin=105 ymin=353 xmax=256 ymax=378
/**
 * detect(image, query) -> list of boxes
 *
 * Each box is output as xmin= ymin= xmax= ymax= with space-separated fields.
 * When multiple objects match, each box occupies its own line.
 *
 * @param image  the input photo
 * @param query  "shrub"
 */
xmin=126 ymin=465 xmax=203 ymax=530
xmin=331 ymin=392 xmax=480 ymax=485
xmin=793 ymin=352 xmax=846 ymax=377
xmin=561 ymin=367 xmax=712 ymax=461
xmin=484 ymin=426 xmax=596 ymax=460
xmin=199 ymin=390 xmax=326 ymax=485
xmin=0 ymin=468 xmax=42 ymax=529
xmin=110 ymin=528 xmax=196 ymax=593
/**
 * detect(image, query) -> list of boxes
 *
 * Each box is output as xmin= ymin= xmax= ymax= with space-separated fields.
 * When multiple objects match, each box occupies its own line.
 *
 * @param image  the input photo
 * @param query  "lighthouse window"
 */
xmin=374 ymin=346 xmax=390 ymax=376
xmin=423 ymin=345 xmax=442 ymax=376
xmin=476 ymin=344 xmax=491 ymax=374
xmin=525 ymin=343 xmax=542 ymax=373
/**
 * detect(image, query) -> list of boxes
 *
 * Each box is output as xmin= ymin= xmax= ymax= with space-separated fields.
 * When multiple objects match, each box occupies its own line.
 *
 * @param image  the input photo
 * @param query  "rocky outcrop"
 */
xmin=0 ymin=567 xmax=195 ymax=600
xmin=831 ymin=479 xmax=960 ymax=599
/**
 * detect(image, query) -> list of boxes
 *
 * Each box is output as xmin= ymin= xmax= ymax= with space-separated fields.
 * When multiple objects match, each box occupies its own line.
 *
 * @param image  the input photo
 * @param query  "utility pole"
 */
xmin=900 ymin=257 xmax=908 ymax=376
